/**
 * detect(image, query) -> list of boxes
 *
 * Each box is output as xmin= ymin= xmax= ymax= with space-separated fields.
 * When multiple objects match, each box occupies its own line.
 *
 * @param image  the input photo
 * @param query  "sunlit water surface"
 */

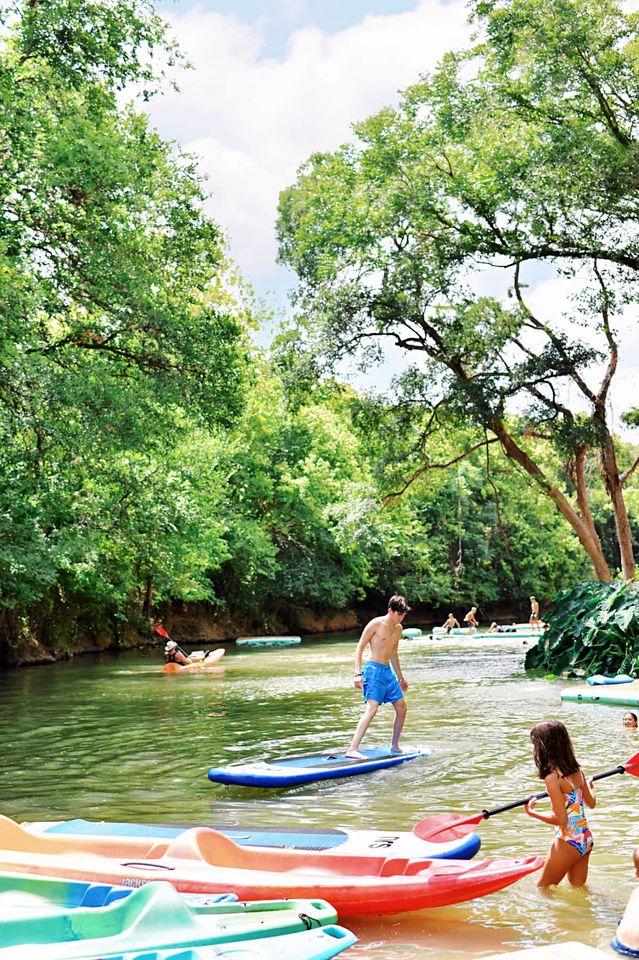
xmin=1 ymin=631 xmax=636 ymax=957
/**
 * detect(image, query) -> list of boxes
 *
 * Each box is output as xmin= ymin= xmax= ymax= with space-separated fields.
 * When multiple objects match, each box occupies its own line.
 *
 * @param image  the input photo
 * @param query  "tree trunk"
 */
xmin=599 ymin=427 xmax=636 ymax=580
xmin=491 ymin=420 xmax=612 ymax=581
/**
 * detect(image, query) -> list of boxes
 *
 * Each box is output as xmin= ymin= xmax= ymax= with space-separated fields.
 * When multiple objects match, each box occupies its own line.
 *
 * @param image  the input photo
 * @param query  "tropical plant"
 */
xmin=526 ymin=580 xmax=639 ymax=676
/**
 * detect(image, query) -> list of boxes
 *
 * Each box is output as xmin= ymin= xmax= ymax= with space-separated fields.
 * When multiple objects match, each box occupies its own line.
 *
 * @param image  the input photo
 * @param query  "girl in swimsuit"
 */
xmin=523 ymin=719 xmax=596 ymax=887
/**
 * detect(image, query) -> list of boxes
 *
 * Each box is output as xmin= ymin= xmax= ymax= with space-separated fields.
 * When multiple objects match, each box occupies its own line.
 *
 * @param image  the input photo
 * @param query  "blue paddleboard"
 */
xmin=207 ymin=747 xmax=430 ymax=788
xmin=38 ymin=816 xmax=480 ymax=860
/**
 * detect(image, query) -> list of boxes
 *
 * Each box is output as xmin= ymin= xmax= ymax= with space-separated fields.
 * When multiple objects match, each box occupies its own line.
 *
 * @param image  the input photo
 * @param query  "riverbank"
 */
xmin=1 ymin=600 xmax=535 ymax=668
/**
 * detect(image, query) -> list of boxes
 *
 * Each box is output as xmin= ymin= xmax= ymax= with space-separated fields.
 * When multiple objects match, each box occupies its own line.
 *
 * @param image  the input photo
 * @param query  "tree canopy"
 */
xmin=0 ymin=0 xmax=248 ymax=645
xmin=277 ymin=0 xmax=639 ymax=582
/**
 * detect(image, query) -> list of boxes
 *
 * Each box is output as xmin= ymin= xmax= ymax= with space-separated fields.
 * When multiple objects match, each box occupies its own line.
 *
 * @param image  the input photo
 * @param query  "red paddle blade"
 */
xmin=622 ymin=751 xmax=639 ymax=777
xmin=413 ymin=811 xmax=485 ymax=843
xmin=154 ymin=626 xmax=170 ymax=639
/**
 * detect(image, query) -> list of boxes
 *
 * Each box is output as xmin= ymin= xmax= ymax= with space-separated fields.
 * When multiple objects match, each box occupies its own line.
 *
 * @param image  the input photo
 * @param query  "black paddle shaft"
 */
xmin=481 ymin=764 xmax=626 ymax=819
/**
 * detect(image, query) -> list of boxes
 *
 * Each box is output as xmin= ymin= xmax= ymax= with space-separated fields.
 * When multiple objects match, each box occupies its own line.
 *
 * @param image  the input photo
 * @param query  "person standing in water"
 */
xmin=529 ymin=596 xmax=542 ymax=632
xmin=346 ymin=595 xmax=410 ymax=759
xmin=523 ymin=719 xmax=596 ymax=887
xmin=463 ymin=606 xmax=479 ymax=633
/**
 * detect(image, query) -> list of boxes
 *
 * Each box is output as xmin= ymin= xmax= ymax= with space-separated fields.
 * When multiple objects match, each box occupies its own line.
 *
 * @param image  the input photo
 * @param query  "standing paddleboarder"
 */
xmin=346 ymin=595 xmax=410 ymax=759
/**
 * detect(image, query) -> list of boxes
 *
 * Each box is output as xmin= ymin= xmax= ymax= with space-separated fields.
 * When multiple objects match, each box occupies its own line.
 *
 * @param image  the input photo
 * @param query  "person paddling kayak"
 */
xmin=163 ymin=639 xmax=217 ymax=665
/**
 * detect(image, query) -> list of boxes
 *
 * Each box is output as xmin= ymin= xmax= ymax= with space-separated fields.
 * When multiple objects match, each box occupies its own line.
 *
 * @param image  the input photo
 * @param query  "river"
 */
xmin=1 ymin=630 xmax=636 ymax=957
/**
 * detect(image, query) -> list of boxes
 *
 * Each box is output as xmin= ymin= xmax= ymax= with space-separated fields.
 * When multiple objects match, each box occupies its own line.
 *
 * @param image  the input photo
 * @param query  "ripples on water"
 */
xmin=1 ymin=631 xmax=638 ymax=957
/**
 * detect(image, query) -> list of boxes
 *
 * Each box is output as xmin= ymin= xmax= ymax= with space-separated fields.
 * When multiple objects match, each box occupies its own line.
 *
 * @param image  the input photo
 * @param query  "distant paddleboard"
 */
xmin=236 ymin=636 xmax=301 ymax=648
xmin=208 ymin=746 xmax=430 ymax=788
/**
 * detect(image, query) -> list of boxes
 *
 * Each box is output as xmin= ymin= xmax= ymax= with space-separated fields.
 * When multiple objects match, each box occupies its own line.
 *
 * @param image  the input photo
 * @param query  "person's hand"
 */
xmin=399 ymin=678 xmax=408 ymax=691
xmin=354 ymin=676 xmax=363 ymax=689
xmin=524 ymin=796 xmax=537 ymax=816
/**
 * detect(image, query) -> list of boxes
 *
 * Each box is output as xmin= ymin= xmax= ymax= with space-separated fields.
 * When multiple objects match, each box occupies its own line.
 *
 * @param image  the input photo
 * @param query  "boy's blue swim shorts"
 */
xmin=362 ymin=660 xmax=403 ymax=704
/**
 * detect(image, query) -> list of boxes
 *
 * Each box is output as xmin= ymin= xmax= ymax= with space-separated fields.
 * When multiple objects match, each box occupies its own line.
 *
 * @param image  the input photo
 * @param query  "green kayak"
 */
xmin=0 ymin=880 xmax=340 ymax=957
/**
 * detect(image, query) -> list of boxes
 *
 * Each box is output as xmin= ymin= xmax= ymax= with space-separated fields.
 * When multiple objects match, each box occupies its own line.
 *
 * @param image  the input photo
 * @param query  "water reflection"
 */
xmin=0 ymin=633 xmax=637 ymax=957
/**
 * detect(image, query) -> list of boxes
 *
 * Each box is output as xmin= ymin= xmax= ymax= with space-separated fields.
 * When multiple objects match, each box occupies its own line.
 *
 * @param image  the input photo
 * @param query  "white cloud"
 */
xmin=520 ymin=271 xmax=639 ymax=431
xmin=146 ymin=1 xmax=470 ymax=281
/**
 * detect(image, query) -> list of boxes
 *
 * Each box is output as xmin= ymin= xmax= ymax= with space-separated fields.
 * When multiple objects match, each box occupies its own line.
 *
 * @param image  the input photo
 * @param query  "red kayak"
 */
xmin=0 ymin=816 xmax=542 ymax=916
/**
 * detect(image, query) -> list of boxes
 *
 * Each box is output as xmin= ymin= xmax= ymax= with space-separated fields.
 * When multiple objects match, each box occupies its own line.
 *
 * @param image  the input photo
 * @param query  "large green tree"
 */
xmin=277 ymin=0 xmax=639 ymax=582
xmin=0 ymin=0 xmax=248 ymax=642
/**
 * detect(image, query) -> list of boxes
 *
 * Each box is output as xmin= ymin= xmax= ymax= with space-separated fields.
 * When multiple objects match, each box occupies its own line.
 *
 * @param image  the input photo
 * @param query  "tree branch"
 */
xmin=383 ymin=436 xmax=500 ymax=505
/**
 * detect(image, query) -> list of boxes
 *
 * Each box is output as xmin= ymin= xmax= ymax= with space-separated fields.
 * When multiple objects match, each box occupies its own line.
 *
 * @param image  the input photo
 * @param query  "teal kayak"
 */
xmin=101 ymin=926 xmax=356 ymax=960
xmin=0 ymin=881 xmax=342 ymax=957
xmin=0 ymin=871 xmax=236 ymax=918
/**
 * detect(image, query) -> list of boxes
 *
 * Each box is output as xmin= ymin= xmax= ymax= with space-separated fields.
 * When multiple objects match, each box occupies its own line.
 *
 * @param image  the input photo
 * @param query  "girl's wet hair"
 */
xmin=530 ymin=719 xmax=579 ymax=779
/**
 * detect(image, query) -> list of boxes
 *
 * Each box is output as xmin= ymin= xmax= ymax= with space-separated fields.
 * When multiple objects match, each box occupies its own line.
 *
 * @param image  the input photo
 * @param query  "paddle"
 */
xmin=414 ymin=751 xmax=639 ymax=844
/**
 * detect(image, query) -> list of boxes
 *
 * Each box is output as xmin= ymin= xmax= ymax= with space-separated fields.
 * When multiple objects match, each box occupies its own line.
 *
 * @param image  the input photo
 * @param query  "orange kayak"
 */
xmin=163 ymin=649 xmax=225 ymax=674
xmin=0 ymin=816 xmax=542 ymax=916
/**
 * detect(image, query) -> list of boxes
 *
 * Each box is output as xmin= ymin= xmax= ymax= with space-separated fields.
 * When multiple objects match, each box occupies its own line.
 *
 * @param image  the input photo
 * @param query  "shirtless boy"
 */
xmin=442 ymin=612 xmax=460 ymax=634
xmin=346 ymin=595 xmax=410 ymax=759
xmin=529 ymin=596 xmax=541 ymax=632
xmin=463 ymin=606 xmax=479 ymax=633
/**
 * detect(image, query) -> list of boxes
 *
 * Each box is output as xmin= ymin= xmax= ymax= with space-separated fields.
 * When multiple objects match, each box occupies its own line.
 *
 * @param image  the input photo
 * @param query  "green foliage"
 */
xmin=277 ymin=0 xmax=639 ymax=580
xmin=526 ymin=580 xmax=639 ymax=676
xmin=0 ymin=0 xmax=248 ymax=646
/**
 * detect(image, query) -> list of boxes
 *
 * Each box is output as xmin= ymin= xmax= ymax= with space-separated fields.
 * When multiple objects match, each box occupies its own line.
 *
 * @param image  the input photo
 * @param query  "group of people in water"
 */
xmin=441 ymin=597 xmax=543 ymax=635
xmin=345 ymin=592 xmax=637 ymax=923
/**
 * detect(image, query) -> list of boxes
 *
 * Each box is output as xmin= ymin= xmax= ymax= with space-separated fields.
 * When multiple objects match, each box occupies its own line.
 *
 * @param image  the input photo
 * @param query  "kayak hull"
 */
xmin=207 ymin=747 xmax=430 ymax=788
xmin=0 ymin=878 xmax=348 ymax=959
xmin=561 ymin=681 xmax=639 ymax=707
xmin=0 ymin=816 xmax=542 ymax=917
xmin=28 ymin=816 xmax=481 ymax=861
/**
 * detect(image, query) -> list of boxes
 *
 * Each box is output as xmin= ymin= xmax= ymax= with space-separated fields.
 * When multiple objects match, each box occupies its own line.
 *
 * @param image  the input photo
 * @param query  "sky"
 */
xmin=144 ymin=0 xmax=639 ymax=431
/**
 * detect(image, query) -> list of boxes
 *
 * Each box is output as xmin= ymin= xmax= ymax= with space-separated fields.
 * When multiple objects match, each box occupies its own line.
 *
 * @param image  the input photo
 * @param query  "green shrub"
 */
xmin=525 ymin=580 xmax=639 ymax=677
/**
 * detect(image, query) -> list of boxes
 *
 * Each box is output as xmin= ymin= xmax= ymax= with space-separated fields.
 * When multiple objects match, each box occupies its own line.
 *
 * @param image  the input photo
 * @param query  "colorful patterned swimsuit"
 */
xmin=555 ymin=769 xmax=593 ymax=857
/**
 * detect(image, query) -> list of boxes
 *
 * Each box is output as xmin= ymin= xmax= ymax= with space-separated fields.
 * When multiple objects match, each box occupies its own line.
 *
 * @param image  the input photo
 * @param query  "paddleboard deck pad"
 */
xmin=561 ymin=680 xmax=639 ymax=707
xmin=31 ymin=815 xmax=480 ymax=860
xmin=207 ymin=746 xmax=430 ymax=788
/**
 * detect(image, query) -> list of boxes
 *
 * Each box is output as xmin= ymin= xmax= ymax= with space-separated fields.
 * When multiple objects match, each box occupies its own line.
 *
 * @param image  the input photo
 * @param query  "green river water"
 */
xmin=1 ymin=630 xmax=637 ymax=958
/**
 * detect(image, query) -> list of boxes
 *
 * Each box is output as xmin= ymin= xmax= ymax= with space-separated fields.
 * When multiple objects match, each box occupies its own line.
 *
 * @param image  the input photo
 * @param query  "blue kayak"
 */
xmin=207 ymin=746 xmax=430 ymax=788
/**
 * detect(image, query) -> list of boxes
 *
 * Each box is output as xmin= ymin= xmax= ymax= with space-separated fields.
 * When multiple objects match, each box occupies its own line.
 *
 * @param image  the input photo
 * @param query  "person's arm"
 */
xmin=390 ymin=632 xmax=408 ymax=691
xmin=524 ymin=774 xmax=567 ymax=827
xmin=176 ymin=650 xmax=190 ymax=665
xmin=353 ymin=621 xmax=375 ymax=687
xmin=582 ymin=773 xmax=596 ymax=809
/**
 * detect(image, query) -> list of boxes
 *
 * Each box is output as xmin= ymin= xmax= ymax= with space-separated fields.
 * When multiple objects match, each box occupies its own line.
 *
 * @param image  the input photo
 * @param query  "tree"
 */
xmin=0 ymin=0 xmax=248 ymax=643
xmin=277 ymin=0 xmax=639 ymax=581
